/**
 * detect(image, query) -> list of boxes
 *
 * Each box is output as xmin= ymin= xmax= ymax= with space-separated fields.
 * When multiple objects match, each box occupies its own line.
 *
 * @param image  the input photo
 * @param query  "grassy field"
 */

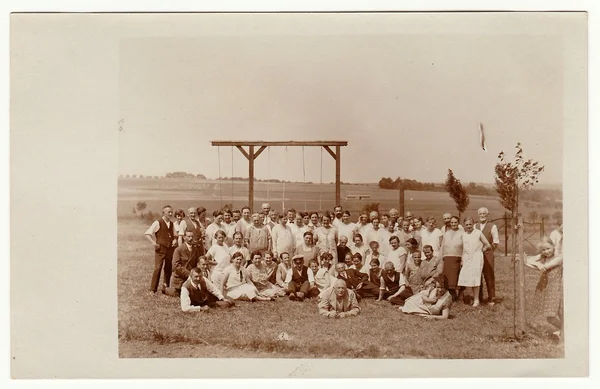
xmin=118 ymin=216 xmax=563 ymax=359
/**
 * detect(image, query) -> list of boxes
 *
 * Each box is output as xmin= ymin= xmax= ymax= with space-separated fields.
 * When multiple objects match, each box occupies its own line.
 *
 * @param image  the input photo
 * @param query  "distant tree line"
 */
xmin=378 ymin=176 xmax=562 ymax=205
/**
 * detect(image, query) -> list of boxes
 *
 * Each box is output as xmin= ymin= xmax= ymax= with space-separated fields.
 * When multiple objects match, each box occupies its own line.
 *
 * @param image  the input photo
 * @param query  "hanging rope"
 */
xmin=231 ymin=146 xmax=234 ymax=207
xmin=267 ymin=147 xmax=271 ymax=202
xmin=282 ymin=146 xmax=288 ymax=212
xmin=217 ymin=146 xmax=223 ymax=208
xmin=302 ymin=146 xmax=307 ymax=212
xmin=319 ymin=147 xmax=323 ymax=212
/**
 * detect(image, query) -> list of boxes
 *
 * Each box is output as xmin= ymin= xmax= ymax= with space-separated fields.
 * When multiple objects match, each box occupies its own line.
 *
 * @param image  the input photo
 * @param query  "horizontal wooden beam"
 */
xmin=211 ymin=140 xmax=348 ymax=147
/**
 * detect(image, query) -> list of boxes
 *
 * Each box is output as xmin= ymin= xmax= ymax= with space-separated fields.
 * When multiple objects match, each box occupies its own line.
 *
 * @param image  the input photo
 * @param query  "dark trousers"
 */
xmin=150 ymin=245 xmax=174 ymax=292
xmin=479 ymin=250 xmax=496 ymax=301
xmin=355 ymin=281 xmax=380 ymax=299
xmin=389 ymin=286 xmax=414 ymax=306
xmin=204 ymin=295 xmax=235 ymax=308
xmin=288 ymin=280 xmax=310 ymax=296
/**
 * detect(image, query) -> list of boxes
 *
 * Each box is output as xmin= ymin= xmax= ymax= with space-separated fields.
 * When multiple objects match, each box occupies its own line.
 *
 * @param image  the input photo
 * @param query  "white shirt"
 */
xmin=284 ymin=267 xmax=315 ymax=284
xmin=205 ymin=223 xmax=226 ymax=248
xmin=180 ymin=277 xmax=224 ymax=312
xmin=384 ymin=247 xmax=408 ymax=273
xmin=549 ymin=229 xmax=563 ymax=256
xmin=336 ymin=222 xmax=356 ymax=243
xmin=332 ymin=218 xmax=343 ymax=229
xmin=475 ymin=222 xmax=500 ymax=245
xmin=294 ymin=225 xmax=310 ymax=248
xmin=271 ymin=224 xmax=295 ymax=256
xmin=366 ymin=228 xmax=387 ymax=252
xmin=144 ymin=218 xmax=172 ymax=235
xmin=207 ymin=243 xmax=231 ymax=272
xmin=421 ymin=228 xmax=443 ymax=255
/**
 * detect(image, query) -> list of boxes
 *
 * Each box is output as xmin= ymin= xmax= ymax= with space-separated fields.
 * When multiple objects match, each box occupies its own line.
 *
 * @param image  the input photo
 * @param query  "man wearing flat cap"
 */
xmin=284 ymin=254 xmax=319 ymax=301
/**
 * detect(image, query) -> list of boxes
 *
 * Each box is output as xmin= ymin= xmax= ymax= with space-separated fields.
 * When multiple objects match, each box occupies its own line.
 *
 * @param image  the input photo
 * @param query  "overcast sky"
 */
xmin=118 ymin=13 xmax=566 ymax=185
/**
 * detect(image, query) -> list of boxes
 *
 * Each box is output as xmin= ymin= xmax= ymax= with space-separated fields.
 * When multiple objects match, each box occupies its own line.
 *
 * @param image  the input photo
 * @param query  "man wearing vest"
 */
xmin=285 ymin=254 xmax=319 ymax=301
xmin=180 ymin=267 xmax=235 ymax=312
xmin=164 ymin=230 xmax=201 ymax=297
xmin=178 ymin=207 xmax=206 ymax=255
xmin=145 ymin=205 xmax=178 ymax=294
xmin=475 ymin=207 xmax=499 ymax=305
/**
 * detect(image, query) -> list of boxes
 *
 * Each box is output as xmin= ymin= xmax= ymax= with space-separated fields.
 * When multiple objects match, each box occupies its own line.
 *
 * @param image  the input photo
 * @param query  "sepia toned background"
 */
xmin=10 ymin=11 xmax=588 ymax=378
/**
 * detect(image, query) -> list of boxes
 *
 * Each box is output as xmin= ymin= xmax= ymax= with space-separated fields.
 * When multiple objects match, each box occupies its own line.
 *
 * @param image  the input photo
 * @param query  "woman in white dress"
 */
xmin=221 ymin=252 xmax=272 ymax=301
xmin=457 ymin=217 xmax=492 ymax=307
xmin=336 ymin=211 xmax=356 ymax=244
xmin=314 ymin=212 xmax=339 ymax=266
xmin=206 ymin=230 xmax=231 ymax=288
xmin=420 ymin=216 xmax=443 ymax=257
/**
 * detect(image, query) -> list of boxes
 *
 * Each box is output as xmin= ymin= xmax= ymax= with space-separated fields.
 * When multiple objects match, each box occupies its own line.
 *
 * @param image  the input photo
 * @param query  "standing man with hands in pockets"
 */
xmin=144 ymin=205 xmax=177 ymax=295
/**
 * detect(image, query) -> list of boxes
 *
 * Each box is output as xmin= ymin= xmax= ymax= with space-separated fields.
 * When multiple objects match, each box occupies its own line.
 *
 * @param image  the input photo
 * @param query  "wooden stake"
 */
xmin=517 ymin=213 xmax=526 ymax=338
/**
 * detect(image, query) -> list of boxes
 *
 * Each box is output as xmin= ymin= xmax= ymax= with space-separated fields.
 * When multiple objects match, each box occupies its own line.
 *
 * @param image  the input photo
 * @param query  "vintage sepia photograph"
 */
xmin=116 ymin=12 xmax=573 ymax=359
xmin=8 ymin=6 xmax=590 ymax=379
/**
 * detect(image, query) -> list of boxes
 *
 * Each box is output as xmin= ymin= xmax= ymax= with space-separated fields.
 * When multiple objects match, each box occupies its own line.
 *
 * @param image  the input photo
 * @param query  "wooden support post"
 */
xmin=248 ymin=146 xmax=254 ymax=212
xmin=505 ymin=212 xmax=509 ymax=255
xmin=335 ymin=145 xmax=341 ymax=206
xmin=399 ymin=183 xmax=405 ymax=217
xmin=517 ymin=213 xmax=526 ymax=338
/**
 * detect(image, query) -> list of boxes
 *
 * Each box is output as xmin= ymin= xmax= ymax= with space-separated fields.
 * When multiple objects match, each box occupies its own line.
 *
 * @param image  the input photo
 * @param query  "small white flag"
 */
xmin=479 ymin=123 xmax=487 ymax=152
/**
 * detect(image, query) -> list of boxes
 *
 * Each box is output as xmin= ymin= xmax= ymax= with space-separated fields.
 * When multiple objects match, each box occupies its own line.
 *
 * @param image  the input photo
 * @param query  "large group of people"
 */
xmin=143 ymin=203 xmax=563 ymax=331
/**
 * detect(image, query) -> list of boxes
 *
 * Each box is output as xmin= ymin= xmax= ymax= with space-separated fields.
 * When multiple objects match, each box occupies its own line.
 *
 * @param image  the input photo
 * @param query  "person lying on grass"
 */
xmin=180 ymin=267 xmax=234 ymax=312
xmin=401 ymin=276 xmax=452 ymax=320
xmin=318 ymin=279 xmax=361 ymax=319
xmin=220 ymin=251 xmax=273 ymax=302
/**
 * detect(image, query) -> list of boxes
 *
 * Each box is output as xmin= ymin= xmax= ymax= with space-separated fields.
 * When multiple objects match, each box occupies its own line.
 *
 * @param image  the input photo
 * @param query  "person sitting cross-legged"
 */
xmin=285 ymin=254 xmax=320 ymax=301
xmin=318 ymin=279 xmax=361 ymax=319
xmin=378 ymin=262 xmax=413 ymax=305
xmin=180 ymin=267 xmax=235 ymax=312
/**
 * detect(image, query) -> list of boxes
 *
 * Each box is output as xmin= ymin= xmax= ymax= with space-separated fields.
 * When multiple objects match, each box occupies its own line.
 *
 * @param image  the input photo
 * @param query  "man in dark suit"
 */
xmin=164 ymin=230 xmax=200 ymax=296
xmin=335 ymin=262 xmax=379 ymax=300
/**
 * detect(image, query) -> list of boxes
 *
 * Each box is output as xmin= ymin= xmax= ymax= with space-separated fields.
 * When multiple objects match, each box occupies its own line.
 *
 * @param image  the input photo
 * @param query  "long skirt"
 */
xmin=534 ymin=267 xmax=563 ymax=318
xmin=443 ymin=256 xmax=461 ymax=289
xmin=226 ymin=284 xmax=260 ymax=300
xmin=257 ymin=282 xmax=286 ymax=298
xmin=458 ymin=251 xmax=484 ymax=287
